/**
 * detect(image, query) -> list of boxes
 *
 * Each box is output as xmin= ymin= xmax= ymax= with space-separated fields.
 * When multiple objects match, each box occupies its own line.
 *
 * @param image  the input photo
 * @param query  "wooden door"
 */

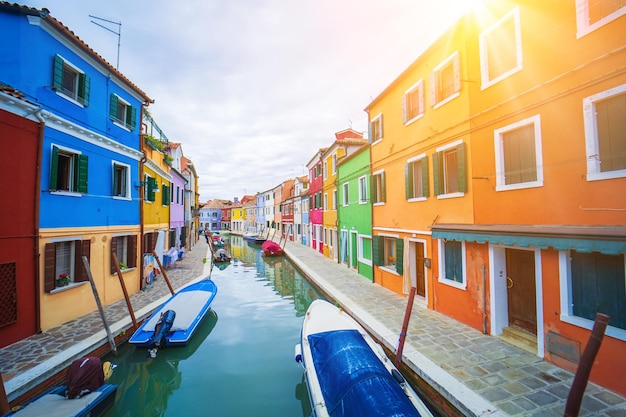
xmin=414 ymin=242 xmax=426 ymax=297
xmin=506 ymin=249 xmax=537 ymax=334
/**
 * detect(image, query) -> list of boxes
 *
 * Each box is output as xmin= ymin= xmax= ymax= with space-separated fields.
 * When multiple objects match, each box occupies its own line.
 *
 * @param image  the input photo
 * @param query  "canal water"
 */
xmin=103 ymin=235 xmax=322 ymax=416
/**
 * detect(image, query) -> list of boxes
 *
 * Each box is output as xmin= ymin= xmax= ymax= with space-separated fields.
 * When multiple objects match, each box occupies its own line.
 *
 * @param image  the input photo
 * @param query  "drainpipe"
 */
xmin=34 ymin=109 xmax=45 ymax=334
xmin=139 ymin=112 xmax=148 ymax=291
xmin=482 ymin=264 xmax=488 ymax=334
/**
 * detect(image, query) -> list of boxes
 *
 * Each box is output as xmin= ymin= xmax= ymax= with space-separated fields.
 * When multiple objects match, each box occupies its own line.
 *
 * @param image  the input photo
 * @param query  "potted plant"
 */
xmin=57 ymin=273 xmax=70 ymax=287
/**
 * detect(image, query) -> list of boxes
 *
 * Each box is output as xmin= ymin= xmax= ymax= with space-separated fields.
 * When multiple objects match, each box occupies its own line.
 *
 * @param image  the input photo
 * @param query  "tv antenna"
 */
xmin=89 ymin=15 xmax=121 ymax=69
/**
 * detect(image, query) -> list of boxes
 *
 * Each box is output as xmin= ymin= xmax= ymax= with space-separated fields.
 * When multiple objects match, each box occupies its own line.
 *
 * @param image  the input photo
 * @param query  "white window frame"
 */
xmin=407 ymin=153 xmax=428 ymax=202
xmin=54 ymin=55 xmax=87 ymax=107
xmin=435 ymin=139 xmax=465 ymax=199
xmin=342 ymin=182 xmax=349 ymax=206
xmin=112 ymin=160 xmax=131 ymax=200
xmin=403 ymin=79 xmax=425 ymax=125
xmin=494 ymin=114 xmax=544 ymax=191
xmin=358 ymin=175 xmax=368 ymax=204
xmin=479 ymin=7 xmax=523 ymax=90
xmin=370 ymin=113 xmax=383 ymax=145
xmin=358 ymin=235 xmax=373 ymax=266
xmin=332 ymin=189 xmax=337 ymax=210
xmin=437 ymin=239 xmax=467 ymax=290
xmin=111 ymin=94 xmax=132 ymax=131
xmin=372 ymin=169 xmax=385 ymax=206
xmin=583 ymin=84 xmax=626 ymax=181
xmin=323 ymin=161 xmax=328 ymax=180
xmin=323 ymin=193 xmax=328 ymax=211
xmin=576 ymin=0 xmax=626 ymax=38
xmin=332 ymin=154 xmax=337 ymax=174
xmin=430 ymin=51 xmax=461 ymax=109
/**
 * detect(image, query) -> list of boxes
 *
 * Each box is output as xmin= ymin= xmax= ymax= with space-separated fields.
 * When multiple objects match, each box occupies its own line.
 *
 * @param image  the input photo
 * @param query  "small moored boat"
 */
xmin=129 ymin=279 xmax=217 ymax=349
xmin=296 ymin=299 xmax=433 ymax=417
xmin=243 ymin=232 xmax=266 ymax=244
xmin=261 ymin=240 xmax=283 ymax=256
xmin=213 ymin=248 xmax=231 ymax=263
xmin=3 ymin=357 xmax=117 ymax=417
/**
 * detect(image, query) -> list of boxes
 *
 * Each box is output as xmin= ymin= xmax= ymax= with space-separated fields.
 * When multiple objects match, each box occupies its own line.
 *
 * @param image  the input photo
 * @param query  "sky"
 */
xmin=24 ymin=0 xmax=473 ymax=201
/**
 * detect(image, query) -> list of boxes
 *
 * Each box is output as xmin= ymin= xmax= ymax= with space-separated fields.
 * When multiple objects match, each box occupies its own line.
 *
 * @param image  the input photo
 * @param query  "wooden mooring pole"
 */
xmin=152 ymin=250 xmax=175 ymax=295
xmin=112 ymin=253 xmax=137 ymax=328
xmin=0 ymin=371 xmax=9 ymax=415
xmin=395 ymin=286 xmax=416 ymax=368
xmin=563 ymin=313 xmax=610 ymax=417
xmin=81 ymin=256 xmax=117 ymax=354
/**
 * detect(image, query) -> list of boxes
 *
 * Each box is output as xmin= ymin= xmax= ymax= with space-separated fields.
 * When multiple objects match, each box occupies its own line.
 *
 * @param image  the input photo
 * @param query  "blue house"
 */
xmin=256 ymin=192 xmax=266 ymax=234
xmin=0 ymin=4 xmax=152 ymax=330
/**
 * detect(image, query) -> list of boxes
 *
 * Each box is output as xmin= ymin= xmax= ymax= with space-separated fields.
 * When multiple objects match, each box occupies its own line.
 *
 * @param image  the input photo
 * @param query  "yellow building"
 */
xmin=321 ymin=130 xmax=367 ymax=260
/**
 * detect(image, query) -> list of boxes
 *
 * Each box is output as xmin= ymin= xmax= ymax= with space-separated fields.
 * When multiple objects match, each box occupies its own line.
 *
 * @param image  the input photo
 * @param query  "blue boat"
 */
xmin=129 ymin=279 xmax=217 ymax=349
xmin=2 ymin=384 xmax=117 ymax=417
xmin=296 ymin=300 xmax=433 ymax=417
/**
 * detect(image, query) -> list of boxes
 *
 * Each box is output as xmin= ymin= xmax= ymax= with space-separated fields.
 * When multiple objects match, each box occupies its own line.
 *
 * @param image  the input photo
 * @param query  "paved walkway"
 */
xmin=281 ymin=240 xmax=626 ymax=417
xmin=1 ymin=237 xmax=625 ymax=416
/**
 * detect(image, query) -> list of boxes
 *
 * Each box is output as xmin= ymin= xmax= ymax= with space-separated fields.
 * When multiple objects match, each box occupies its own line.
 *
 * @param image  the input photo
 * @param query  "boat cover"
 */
xmin=262 ymin=240 xmax=282 ymax=256
xmin=308 ymin=329 xmax=422 ymax=417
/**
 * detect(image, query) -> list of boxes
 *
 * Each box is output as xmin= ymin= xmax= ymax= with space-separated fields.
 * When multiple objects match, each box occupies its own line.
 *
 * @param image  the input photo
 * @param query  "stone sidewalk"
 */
xmin=281 ymin=239 xmax=626 ymax=417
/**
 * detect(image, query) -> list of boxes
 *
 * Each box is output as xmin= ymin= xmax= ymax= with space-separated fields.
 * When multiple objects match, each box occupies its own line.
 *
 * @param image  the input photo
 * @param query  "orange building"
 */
xmin=367 ymin=0 xmax=626 ymax=395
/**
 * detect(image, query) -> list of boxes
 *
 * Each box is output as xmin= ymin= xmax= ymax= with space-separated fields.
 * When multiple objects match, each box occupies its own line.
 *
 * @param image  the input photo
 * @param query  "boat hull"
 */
xmin=129 ymin=279 xmax=218 ymax=348
xmin=3 ymin=384 xmax=117 ymax=417
xmin=298 ymin=300 xmax=433 ymax=417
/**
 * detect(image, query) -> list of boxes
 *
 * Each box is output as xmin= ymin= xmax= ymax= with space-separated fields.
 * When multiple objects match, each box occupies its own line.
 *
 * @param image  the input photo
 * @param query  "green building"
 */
xmin=337 ymin=145 xmax=373 ymax=281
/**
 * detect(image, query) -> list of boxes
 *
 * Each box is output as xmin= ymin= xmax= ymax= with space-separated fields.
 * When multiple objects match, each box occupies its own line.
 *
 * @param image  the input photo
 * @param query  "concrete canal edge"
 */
xmin=283 ymin=246 xmax=507 ymax=417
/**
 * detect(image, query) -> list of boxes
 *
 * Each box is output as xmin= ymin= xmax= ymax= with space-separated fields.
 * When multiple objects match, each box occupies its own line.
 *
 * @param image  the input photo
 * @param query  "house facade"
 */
xmin=0 ymin=4 xmax=152 ymax=330
xmin=337 ymin=145 xmax=373 ymax=281
xmin=307 ymin=148 xmax=326 ymax=253
xmin=366 ymin=0 xmax=626 ymax=396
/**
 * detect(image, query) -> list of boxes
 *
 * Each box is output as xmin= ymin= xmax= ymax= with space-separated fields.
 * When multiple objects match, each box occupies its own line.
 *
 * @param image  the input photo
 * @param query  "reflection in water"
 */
xmin=104 ymin=236 xmax=322 ymax=417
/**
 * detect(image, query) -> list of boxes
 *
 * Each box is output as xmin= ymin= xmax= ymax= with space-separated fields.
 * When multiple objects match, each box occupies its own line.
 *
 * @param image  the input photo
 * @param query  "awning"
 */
xmin=430 ymin=224 xmax=626 ymax=255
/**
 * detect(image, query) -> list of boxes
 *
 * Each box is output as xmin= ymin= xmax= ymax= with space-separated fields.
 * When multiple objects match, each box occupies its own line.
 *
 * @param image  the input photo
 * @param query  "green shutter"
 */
xmin=422 ymin=156 xmax=430 ymax=197
xmin=162 ymin=184 xmax=170 ymax=206
xmin=52 ymin=55 xmax=63 ymax=89
xmin=457 ymin=142 xmax=467 ymax=192
xmin=112 ymin=165 xmax=119 ymax=196
xmin=129 ymin=106 xmax=137 ymax=130
xmin=380 ymin=171 xmax=386 ymax=202
xmin=78 ymin=73 xmax=90 ymax=106
xmin=372 ymin=236 xmax=382 ymax=266
xmin=110 ymin=94 xmax=118 ymax=121
xmin=370 ymin=174 xmax=378 ymax=203
xmin=76 ymin=154 xmax=88 ymax=193
xmin=147 ymin=177 xmax=156 ymax=202
xmin=432 ymin=152 xmax=442 ymax=196
xmin=405 ymin=163 xmax=412 ymax=200
xmin=50 ymin=146 xmax=59 ymax=190
xmin=396 ymin=238 xmax=404 ymax=275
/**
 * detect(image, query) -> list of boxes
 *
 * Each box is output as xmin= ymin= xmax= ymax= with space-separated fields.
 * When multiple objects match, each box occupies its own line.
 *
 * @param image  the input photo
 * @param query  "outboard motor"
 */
xmin=150 ymin=309 xmax=176 ymax=349
xmin=220 ymin=251 xmax=226 ymax=262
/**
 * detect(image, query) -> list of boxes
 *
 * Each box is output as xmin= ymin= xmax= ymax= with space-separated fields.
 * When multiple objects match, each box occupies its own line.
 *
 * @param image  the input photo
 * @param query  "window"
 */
xmin=373 ymin=236 xmax=404 ymax=274
xmin=113 ymin=162 xmax=130 ymax=198
xmin=433 ymin=141 xmax=466 ymax=197
xmin=145 ymin=175 xmax=156 ymax=202
xmin=342 ymin=182 xmax=349 ymax=206
xmin=332 ymin=189 xmax=337 ymax=210
xmin=110 ymin=235 xmax=138 ymax=273
xmin=479 ymin=7 xmax=522 ymax=88
xmin=567 ymin=251 xmax=626 ymax=331
xmin=403 ymin=80 xmax=425 ymax=124
xmin=52 ymin=55 xmax=90 ymax=106
xmin=576 ymin=0 xmax=626 ymax=37
xmin=50 ymin=145 xmax=88 ymax=194
xmin=358 ymin=235 xmax=373 ymax=266
xmin=430 ymin=52 xmax=461 ymax=108
xmin=44 ymin=239 xmax=90 ymax=292
xmin=439 ymin=239 xmax=465 ymax=288
xmin=323 ymin=193 xmax=328 ymax=211
xmin=371 ymin=170 xmax=386 ymax=204
xmin=406 ymin=155 xmax=429 ymax=200
xmin=110 ymin=94 xmax=137 ymax=131
xmin=369 ymin=113 xmax=383 ymax=143
xmin=583 ymin=84 xmax=626 ymax=181
xmin=332 ymin=154 xmax=337 ymax=174
xmin=495 ymin=115 xmax=544 ymax=190
xmin=161 ymin=183 xmax=170 ymax=206
xmin=358 ymin=175 xmax=368 ymax=204
xmin=323 ymin=161 xmax=328 ymax=179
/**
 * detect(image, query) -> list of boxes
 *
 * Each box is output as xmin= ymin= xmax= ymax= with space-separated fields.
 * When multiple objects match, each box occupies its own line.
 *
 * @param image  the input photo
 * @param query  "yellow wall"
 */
xmin=39 ymin=226 xmax=142 ymax=330
xmin=322 ymin=147 xmax=345 ymax=258
xmin=143 ymin=166 xmax=170 ymax=229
